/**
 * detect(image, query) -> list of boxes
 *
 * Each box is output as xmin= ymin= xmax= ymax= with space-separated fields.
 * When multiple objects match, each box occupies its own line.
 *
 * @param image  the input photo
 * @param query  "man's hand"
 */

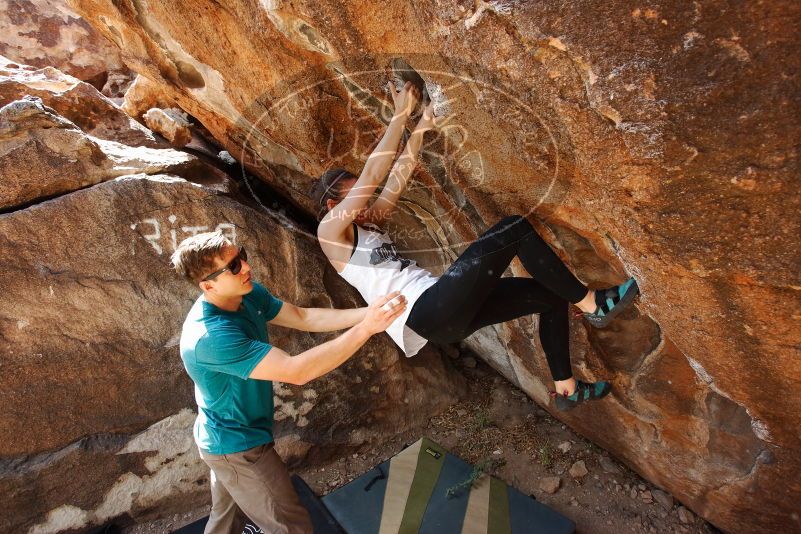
xmin=387 ymin=81 xmax=420 ymax=118
xmin=250 ymin=293 xmax=407 ymax=385
xmin=360 ymin=291 xmax=407 ymax=335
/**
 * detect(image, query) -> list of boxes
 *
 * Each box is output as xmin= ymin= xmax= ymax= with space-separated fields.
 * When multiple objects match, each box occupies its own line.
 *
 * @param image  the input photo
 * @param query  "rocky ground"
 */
xmin=124 ymin=350 xmax=718 ymax=534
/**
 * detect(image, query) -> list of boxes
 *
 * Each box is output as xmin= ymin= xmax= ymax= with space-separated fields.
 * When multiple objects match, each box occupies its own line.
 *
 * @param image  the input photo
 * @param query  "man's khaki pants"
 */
xmin=199 ymin=443 xmax=313 ymax=534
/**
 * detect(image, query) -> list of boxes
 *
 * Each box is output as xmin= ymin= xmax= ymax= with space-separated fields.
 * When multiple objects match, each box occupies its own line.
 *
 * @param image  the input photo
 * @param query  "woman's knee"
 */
xmin=540 ymin=296 xmax=568 ymax=319
xmin=499 ymin=214 xmax=526 ymax=226
xmin=495 ymin=215 xmax=534 ymax=239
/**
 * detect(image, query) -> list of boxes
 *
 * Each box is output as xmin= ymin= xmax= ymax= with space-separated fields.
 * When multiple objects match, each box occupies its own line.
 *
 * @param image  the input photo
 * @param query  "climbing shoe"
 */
xmin=584 ymin=277 xmax=640 ymax=328
xmin=553 ymin=380 xmax=612 ymax=411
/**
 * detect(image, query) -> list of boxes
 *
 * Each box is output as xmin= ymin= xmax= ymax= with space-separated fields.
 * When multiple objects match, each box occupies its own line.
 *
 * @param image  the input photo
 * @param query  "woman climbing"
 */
xmin=313 ymin=81 xmax=639 ymax=411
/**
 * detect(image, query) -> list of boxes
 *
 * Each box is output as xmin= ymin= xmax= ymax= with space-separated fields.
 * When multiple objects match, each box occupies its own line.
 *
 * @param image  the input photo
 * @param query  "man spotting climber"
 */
xmin=171 ymin=230 xmax=407 ymax=534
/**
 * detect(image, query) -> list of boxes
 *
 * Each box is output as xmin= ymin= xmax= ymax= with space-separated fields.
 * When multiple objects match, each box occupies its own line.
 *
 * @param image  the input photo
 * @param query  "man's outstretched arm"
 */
xmin=270 ymin=302 xmax=368 ymax=332
xmin=250 ymin=292 xmax=406 ymax=385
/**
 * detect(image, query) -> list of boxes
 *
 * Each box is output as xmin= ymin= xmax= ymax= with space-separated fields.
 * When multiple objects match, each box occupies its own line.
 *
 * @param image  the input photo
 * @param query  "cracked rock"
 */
xmin=144 ymin=108 xmax=192 ymax=147
xmin=539 ymin=476 xmax=561 ymax=494
xmin=569 ymin=460 xmax=588 ymax=479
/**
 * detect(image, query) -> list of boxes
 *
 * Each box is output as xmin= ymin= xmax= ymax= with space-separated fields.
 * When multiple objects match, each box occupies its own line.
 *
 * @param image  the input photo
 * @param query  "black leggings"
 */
xmin=406 ymin=215 xmax=587 ymax=381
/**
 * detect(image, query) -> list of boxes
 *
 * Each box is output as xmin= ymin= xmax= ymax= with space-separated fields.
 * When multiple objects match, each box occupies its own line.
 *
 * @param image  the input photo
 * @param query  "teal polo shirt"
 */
xmin=179 ymin=282 xmax=283 ymax=455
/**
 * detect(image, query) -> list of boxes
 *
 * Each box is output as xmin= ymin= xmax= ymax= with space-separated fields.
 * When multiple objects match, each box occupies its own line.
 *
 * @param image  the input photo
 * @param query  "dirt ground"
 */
xmin=125 ymin=355 xmax=719 ymax=534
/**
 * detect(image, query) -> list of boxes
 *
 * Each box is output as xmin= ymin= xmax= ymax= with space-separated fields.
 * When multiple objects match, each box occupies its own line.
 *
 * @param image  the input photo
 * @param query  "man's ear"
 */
xmin=326 ymin=198 xmax=336 ymax=211
xmin=199 ymin=280 xmax=212 ymax=292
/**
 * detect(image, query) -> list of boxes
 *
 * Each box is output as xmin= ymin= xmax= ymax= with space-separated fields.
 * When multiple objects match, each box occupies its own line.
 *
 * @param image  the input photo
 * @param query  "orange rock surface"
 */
xmin=50 ymin=1 xmax=801 ymax=531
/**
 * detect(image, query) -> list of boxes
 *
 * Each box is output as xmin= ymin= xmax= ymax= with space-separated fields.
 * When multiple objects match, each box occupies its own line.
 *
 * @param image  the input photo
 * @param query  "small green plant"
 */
xmin=470 ymin=407 xmax=491 ymax=432
xmin=445 ymin=457 xmax=506 ymax=498
xmin=537 ymin=442 xmax=553 ymax=468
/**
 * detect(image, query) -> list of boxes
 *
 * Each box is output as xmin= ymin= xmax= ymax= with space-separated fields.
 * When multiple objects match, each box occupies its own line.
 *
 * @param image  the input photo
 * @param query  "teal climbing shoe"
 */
xmin=584 ymin=277 xmax=640 ymax=328
xmin=553 ymin=380 xmax=612 ymax=411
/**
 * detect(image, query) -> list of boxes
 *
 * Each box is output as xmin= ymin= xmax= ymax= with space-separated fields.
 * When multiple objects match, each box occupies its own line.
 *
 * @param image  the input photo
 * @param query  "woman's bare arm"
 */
xmin=368 ymin=102 xmax=437 ymax=226
xmin=318 ymin=82 xmax=419 ymax=243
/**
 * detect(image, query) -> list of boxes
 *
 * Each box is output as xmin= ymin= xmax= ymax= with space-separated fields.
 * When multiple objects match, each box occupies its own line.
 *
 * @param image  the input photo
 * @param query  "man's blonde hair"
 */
xmin=170 ymin=231 xmax=232 ymax=283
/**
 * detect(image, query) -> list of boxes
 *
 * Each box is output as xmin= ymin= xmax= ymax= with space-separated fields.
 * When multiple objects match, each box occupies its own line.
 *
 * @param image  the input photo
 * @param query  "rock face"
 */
xmin=64 ymin=1 xmax=801 ymax=532
xmin=0 ymin=173 xmax=466 ymax=533
xmin=0 ymin=95 xmax=205 ymax=210
xmin=121 ymin=74 xmax=175 ymax=120
xmin=0 ymin=96 xmax=107 ymax=209
xmin=0 ymin=57 xmax=159 ymax=147
xmin=0 ymin=0 xmax=129 ymax=94
xmin=143 ymin=107 xmax=192 ymax=146
xmin=0 ymin=61 xmax=466 ymax=533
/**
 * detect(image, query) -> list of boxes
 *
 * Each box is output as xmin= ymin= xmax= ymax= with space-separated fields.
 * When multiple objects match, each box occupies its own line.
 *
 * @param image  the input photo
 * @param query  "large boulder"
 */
xmin=66 ymin=1 xmax=801 ymax=531
xmin=0 ymin=0 xmax=130 ymax=94
xmin=121 ymin=74 xmax=175 ymax=120
xmin=0 ymin=63 xmax=466 ymax=532
xmin=143 ymin=107 xmax=192 ymax=147
xmin=0 ymin=56 xmax=159 ymax=147
xmin=0 ymin=96 xmax=107 ymax=209
xmin=0 ymin=172 xmax=465 ymax=533
xmin=0 ymin=95 xmax=214 ymax=210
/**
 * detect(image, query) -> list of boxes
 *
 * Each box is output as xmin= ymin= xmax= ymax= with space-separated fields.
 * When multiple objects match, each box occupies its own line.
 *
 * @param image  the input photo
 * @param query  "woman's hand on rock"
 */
xmin=387 ymin=80 xmax=420 ymax=118
xmin=414 ymin=101 xmax=440 ymax=133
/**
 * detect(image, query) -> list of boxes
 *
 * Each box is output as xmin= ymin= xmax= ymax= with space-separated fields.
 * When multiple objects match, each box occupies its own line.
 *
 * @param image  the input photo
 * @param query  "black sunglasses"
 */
xmin=203 ymin=247 xmax=248 ymax=281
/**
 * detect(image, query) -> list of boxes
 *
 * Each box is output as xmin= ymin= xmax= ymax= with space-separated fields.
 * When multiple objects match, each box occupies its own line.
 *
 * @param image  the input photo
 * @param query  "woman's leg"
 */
xmin=408 ymin=215 xmax=589 ymax=341
xmin=463 ymin=277 xmax=574 ymax=384
xmin=462 ymin=280 xmax=613 ymax=407
xmin=407 ymin=218 xmax=530 ymax=342
xmin=485 ymin=215 xmax=588 ymax=303
xmin=488 ymin=216 xmax=640 ymax=325
xmin=407 ymin=216 xmax=614 ymax=406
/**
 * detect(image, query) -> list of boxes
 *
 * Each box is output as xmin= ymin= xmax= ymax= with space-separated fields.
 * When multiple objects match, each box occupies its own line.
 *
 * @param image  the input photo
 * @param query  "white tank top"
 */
xmin=338 ymin=223 xmax=438 ymax=357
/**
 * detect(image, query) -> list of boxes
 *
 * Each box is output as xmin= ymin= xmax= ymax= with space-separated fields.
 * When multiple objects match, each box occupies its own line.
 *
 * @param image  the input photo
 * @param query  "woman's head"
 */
xmin=312 ymin=168 xmax=358 ymax=218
